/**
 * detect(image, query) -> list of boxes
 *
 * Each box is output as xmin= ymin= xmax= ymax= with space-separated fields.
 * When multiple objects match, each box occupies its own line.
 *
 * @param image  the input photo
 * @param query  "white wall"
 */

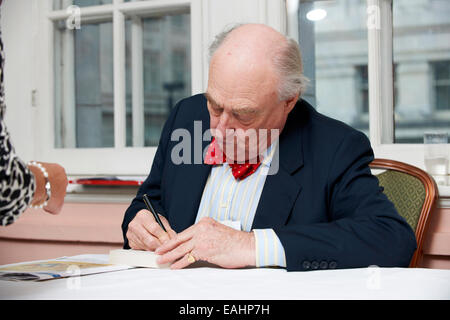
xmin=1 ymin=0 xmax=38 ymax=162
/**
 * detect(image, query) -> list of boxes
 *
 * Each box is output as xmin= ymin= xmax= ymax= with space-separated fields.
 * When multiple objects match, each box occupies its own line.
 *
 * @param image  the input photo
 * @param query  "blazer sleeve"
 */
xmin=274 ymin=130 xmax=417 ymax=271
xmin=121 ymin=101 xmax=182 ymax=249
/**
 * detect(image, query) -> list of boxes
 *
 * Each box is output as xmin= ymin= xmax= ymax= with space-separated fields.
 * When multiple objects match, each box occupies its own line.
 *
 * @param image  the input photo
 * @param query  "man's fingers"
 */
xmin=158 ymin=214 xmax=177 ymax=240
xmin=128 ymin=239 xmax=138 ymax=250
xmin=136 ymin=223 xmax=162 ymax=251
xmin=130 ymin=224 xmax=160 ymax=251
xmin=142 ymin=234 xmax=162 ymax=250
xmin=143 ymin=220 xmax=170 ymax=243
xmin=128 ymin=211 xmax=165 ymax=251
xmin=127 ymin=230 xmax=145 ymax=250
xmin=157 ymin=240 xmax=194 ymax=265
xmin=128 ymin=210 xmax=177 ymax=252
xmin=136 ymin=209 xmax=170 ymax=243
xmin=157 ymin=217 xmax=213 ymax=252
xmin=155 ymin=225 xmax=195 ymax=255
xmin=170 ymin=253 xmax=195 ymax=270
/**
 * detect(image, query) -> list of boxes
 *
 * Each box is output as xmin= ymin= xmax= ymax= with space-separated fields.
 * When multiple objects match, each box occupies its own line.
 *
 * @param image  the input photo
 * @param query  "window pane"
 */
xmin=291 ymin=0 xmax=369 ymax=137
xmin=393 ymin=0 xmax=450 ymax=143
xmin=54 ymin=21 xmax=114 ymax=148
xmin=355 ymin=65 xmax=369 ymax=114
xmin=53 ymin=0 xmax=112 ymax=10
xmin=125 ymin=13 xmax=191 ymax=147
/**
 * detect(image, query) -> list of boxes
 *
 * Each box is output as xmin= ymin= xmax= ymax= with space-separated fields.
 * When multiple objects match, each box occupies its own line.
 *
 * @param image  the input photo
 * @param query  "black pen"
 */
xmin=142 ymin=194 xmax=167 ymax=233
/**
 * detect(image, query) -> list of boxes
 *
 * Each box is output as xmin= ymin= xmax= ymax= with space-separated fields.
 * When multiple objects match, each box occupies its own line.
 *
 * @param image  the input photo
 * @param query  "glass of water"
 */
xmin=424 ymin=132 xmax=449 ymax=184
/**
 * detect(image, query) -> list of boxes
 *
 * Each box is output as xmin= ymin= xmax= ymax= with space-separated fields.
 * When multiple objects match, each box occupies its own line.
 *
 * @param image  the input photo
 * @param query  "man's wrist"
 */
xmin=240 ymin=230 xmax=256 ymax=267
xmin=252 ymin=229 xmax=287 ymax=268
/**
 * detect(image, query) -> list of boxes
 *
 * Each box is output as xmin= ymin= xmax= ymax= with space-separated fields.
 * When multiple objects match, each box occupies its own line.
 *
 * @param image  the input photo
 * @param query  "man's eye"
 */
xmin=234 ymin=113 xmax=253 ymax=123
xmin=210 ymin=105 xmax=223 ymax=116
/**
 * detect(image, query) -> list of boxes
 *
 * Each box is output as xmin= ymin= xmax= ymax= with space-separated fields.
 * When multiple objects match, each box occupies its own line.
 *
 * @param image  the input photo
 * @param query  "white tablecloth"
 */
xmin=1 ymin=254 xmax=449 ymax=300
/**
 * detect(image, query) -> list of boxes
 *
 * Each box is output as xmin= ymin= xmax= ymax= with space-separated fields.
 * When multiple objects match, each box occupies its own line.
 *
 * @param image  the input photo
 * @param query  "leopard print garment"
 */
xmin=0 ymin=29 xmax=36 ymax=226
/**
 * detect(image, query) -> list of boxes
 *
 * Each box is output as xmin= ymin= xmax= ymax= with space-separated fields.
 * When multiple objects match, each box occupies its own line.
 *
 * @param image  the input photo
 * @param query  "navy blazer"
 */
xmin=122 ymin=94 xmax=417 ymax=271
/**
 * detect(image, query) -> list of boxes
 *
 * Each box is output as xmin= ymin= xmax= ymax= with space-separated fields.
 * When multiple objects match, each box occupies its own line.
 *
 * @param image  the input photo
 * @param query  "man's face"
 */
xmin=205 ymin=55 xmax=288 ymax=162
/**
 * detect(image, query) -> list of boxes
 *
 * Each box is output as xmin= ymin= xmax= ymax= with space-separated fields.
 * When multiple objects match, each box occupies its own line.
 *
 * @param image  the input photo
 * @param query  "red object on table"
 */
xmin=68 ymin=178 xmax=144 ymax=186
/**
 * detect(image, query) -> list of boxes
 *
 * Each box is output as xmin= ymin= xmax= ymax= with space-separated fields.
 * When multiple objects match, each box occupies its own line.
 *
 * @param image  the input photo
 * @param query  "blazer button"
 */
xmin=302 ymin=260 xmax=311 ymax=270
xmin=319 ymin=261 xmax=328 ymax=269
xmin=311 ymin=261 xmax=319 ymax=270
xmin=329 ymin=261 xmax=337 ymax=269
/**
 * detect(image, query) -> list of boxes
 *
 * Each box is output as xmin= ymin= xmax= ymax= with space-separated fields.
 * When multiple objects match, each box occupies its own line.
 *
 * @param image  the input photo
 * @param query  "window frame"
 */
xmin=431 ymin=60 xmax=450 ymax=115
xmin=368 ymin=0 xmax=448 ymax=171
xmin=287 ymin=0 xmax=449 ymax=173
xmin=355 ymin=64 xmax=369 ymax=116
xmin=35 ymin=0 xmax=203 ymax=175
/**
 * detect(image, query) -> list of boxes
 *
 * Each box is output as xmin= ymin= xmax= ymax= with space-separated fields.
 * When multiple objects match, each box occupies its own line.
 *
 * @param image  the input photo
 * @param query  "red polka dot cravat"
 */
xmin=204 ymin=137 xmax=262 ymax=180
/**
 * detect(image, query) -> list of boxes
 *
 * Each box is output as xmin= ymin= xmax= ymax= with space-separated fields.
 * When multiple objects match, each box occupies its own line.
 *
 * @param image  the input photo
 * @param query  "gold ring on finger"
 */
xmin=187 ymin=252 xmax=196 ymax=263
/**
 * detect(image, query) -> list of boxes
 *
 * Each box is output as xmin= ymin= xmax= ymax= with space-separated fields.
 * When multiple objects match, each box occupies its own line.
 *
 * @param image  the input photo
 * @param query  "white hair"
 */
xmin=208 ymin=23 xmax=309 ymax=101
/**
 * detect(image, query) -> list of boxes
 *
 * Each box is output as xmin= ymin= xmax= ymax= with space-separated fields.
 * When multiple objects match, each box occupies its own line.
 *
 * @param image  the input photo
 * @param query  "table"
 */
xmin=0 ymin=254 xmax=449 ymax=300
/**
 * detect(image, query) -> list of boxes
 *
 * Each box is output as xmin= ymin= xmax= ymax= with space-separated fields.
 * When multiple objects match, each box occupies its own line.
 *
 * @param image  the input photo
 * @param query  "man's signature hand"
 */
xmin=127 ymin=210 xmax=177 ymax=251
xmin=155 ymin=217 xmax=256 ymax=269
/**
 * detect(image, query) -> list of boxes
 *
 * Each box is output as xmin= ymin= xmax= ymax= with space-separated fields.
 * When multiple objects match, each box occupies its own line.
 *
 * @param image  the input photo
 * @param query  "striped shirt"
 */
xmin=195 ymin=141 xmax=286 ymax=268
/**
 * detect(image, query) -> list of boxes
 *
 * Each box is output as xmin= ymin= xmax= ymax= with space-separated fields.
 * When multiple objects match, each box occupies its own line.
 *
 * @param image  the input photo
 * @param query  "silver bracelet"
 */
xmin=28 ymin=161 xmax=51 ymax=209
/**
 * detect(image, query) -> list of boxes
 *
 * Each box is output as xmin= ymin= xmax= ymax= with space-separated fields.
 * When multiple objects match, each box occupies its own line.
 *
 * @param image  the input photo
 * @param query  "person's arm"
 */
xmin=28 ymin=161 xmax=68 ymax=215
xmin=274 ymin=131 xmax=417 ymax=271
xmin=0 ymin=118 xmax=68 ymax=226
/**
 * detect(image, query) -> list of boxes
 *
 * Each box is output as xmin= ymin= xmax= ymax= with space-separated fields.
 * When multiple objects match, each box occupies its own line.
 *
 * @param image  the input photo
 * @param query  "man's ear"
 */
xmin=284 ymin=93 xmax=300 ymax=115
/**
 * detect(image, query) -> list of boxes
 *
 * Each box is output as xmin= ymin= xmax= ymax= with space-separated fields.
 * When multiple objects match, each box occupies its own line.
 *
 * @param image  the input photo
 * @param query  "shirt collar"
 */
xmin=261 ymin=139 xmax=278 ymax=168
xmin=216 ymin=140 xmax=278 ymax=168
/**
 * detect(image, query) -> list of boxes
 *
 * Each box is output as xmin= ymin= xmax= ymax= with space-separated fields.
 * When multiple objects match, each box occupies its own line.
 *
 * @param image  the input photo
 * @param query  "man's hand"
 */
xmin=126 ymin=210 xmax=177 ymax=251
xmin=155 ymin=217 xmax=256 ymax=269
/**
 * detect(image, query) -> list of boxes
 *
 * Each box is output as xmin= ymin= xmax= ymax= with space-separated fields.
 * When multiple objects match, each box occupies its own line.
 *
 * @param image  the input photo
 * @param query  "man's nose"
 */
xmin=216 ymin=112 xmax=234 ymax=136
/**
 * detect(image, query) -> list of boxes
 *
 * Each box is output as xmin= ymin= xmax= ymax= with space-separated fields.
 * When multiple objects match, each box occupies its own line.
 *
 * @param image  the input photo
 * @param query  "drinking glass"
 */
xmin=424 ymin=132 xmax=449 ymax=185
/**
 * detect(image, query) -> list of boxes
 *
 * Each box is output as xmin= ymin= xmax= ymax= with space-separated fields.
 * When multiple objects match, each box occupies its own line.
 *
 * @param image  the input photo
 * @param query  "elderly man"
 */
xmin=122 ymin=24 xmax=416 ymax=271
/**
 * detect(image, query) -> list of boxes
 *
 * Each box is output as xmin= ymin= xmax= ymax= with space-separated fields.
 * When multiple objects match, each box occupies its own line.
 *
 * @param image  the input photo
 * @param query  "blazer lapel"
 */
xmin=252 ymin=101 xmax=305 ymax=229
xmin=251 ymin=167 xmax=303 ymax=229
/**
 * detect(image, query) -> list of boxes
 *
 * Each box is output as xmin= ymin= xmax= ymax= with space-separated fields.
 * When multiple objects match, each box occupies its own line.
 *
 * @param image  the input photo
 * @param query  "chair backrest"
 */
xmin=369 ymin=159 xmax=438 ymax=268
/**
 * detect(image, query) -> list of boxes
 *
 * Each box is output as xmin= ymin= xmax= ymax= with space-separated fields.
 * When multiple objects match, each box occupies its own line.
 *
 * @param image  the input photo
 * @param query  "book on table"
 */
xmin=0 ymin=254 xmax=132 ymax=281
xmin=109 ymin=249 xmax=171 ymax=268
xmin=0 ymin=250 xmax=170 ymax=281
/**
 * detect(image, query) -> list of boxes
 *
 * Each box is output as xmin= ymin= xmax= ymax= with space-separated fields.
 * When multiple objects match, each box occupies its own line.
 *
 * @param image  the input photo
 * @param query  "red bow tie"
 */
xmin=204 ymin=137 xmax=262 ymax=180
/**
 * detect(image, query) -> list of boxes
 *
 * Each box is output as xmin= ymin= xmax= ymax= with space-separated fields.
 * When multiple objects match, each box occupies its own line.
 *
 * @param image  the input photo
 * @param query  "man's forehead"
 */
xmin=207 ymin=55 xmax=279 ymax=110
xmin=204 ymin=92 xmax=221 ymax=106
xmin=205 ymin=91 xmax=252 ymax=106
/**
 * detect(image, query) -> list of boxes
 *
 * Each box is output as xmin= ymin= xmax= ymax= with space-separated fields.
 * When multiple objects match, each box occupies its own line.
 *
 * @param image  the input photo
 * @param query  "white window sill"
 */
xmin=438 ymin=184 xmax=450 ymax=199
xmin=65 ymin=177 xmax=140 ymax=203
